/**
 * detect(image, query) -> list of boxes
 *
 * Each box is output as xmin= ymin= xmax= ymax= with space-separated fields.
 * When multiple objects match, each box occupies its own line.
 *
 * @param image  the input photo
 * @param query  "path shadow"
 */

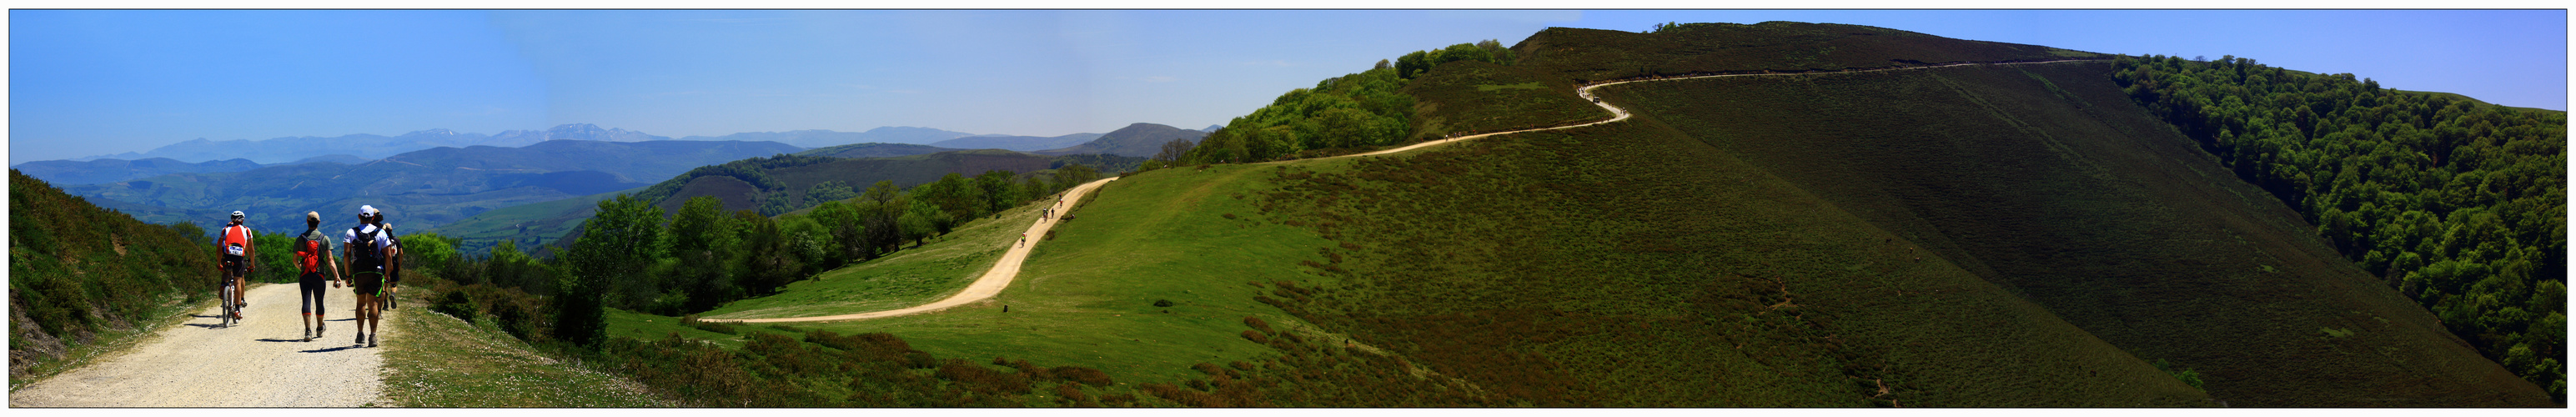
xmin=299 ymin=345 xmax=362 ymax=354
xmin=255 ymin=338 xmax=309 ymax=343
xmin=182 ymin=323 xmax=237 ymax=329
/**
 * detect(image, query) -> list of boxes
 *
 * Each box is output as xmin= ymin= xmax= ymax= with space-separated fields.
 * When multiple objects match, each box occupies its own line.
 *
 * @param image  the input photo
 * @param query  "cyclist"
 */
xmin=216 ymin=211 xmax=256 ymax=321
xmin=344 ymin=205 xmax=394 ymax=347
xmin=293 ymin=211 xmax=344 ymax=342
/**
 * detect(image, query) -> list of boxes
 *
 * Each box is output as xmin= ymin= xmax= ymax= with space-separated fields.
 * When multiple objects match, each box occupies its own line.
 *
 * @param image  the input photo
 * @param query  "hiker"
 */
xmin=293 ymin=211 xmax=344 ymax=342
xmin=217 ymin=211 xmax=256 ymax=321
xmin=379 ymin=218 xmax=403 ymax=311
xmin=1020 ymin=232 xmax=1027 ymax=247
xmin=344 ymin=205 xmax=394 ymax=347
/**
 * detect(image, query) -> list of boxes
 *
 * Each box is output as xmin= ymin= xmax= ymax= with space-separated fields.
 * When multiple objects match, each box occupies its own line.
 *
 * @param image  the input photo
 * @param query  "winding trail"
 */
xmin=1337 ymin=59 xmax=2103 ymax=159
xmin=11 ymin=284 xmax=388 ymax=407
xmin=706 ymin=59 xmax=2102 ymax=324
xmin=712 ymin=176 xmax=1118 ymax=324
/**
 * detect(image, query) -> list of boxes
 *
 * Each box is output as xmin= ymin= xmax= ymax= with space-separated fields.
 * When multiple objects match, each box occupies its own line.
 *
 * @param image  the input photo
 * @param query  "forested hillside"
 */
xmin=9 ymin=170 xmax=220 ymax=382
xmin=2114 ymin=55 xmax=2567 ymax=399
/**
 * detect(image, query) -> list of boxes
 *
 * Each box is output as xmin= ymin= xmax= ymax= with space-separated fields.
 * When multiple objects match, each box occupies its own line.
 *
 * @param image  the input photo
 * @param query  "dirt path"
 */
xmin=1334 ymin=59 xmax=2102 ymax=160
xmin=714 ymin=176 xmax=1119 ymax=324
xmin=11 ymin=282 xmax=388 ymax=407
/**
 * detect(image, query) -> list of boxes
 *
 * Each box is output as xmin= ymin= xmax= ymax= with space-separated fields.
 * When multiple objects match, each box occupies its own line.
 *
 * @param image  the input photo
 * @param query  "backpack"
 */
xmin=350 ymin=225 xmax=385 ymax=272
xmin=219 ymin=225 xmax=253 ymax=259
xmin=295 ymin=229 xmax=326 ymax=274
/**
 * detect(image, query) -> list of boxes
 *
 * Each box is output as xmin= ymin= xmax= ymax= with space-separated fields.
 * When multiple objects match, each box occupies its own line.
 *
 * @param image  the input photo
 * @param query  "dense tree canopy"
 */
xmin=2116 ymin=54 xmax=2567 ymax=400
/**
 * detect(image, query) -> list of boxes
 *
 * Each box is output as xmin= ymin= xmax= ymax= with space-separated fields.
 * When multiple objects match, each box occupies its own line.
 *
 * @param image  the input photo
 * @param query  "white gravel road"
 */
xmin=10 ymin=282 xmax=387 ymax=407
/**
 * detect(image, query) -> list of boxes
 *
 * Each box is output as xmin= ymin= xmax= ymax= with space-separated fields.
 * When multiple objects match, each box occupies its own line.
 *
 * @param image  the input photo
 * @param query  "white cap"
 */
xmin=359 ymin=205 xmax=379 ymax=216
xmin=305 ymin=211 xmax=321 ymax=222
xmin=230 ymin=210 xmax=245 ymax=218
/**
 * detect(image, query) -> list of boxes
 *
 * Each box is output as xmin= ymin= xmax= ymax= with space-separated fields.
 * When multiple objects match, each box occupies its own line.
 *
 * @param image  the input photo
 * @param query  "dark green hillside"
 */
xmin=9 ymin=170 xmax=219 ymax=383
xmin=1235 ymin=115 xmax=2204 ymax=406
xmin=1514 ymin=22 xmax=2099 ymax=84
xmin=1399 ymin=59 xmax=1604 ymax=139
xmin=1591 ymin=61 xmax=2548 ymax=405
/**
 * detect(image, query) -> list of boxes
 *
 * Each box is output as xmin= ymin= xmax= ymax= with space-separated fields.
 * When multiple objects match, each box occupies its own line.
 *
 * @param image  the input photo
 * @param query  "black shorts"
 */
xmin=220 ymin=256 xmax=248 ymax=276
xmin=354 ymin=272 xmax=384 ymax=297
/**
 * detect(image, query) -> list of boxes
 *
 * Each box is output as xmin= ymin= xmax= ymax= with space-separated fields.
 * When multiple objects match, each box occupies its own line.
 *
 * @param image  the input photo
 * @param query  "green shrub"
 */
xmin=430 ymin=289 xmax=478 ymax=324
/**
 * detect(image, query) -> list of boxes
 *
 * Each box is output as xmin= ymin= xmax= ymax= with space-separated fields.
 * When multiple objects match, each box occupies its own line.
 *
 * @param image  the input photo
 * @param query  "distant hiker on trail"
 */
xmin=217 ymin=211 xmax=256 ymax=320
xmin=344 ymin=205 xmax=394 ymax=347
xmin=294 ymin=211 xmax=344 ymax=342
xmin=1020 ymin=232 xmax=1027 ymax=247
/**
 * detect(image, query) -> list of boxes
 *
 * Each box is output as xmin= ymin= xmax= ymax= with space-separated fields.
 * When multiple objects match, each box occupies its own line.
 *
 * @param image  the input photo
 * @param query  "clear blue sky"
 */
xmin=8 ymin=9 xmax=2565 ymax=165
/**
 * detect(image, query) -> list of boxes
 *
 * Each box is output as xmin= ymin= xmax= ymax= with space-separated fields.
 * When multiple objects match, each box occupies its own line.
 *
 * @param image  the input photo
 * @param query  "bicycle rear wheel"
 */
xmin=220 ymin=284 xmax=239 ymax=328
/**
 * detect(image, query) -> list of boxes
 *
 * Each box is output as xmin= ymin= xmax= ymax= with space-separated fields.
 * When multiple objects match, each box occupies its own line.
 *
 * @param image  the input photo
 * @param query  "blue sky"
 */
xmin=8 ymin=9 xmax=2566 ymax=165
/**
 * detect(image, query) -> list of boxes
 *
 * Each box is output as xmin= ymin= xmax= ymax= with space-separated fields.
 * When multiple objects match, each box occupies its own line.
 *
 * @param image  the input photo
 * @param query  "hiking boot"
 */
xmin=317 ymin=322 xmax=326 ymax=339
xmin=368 ymin=333 xmax=378 ymax=348
xmin=357 ymin=332 xmax=366 ymax=345
xmin=304 ymin=329 xmax=313 ymax=341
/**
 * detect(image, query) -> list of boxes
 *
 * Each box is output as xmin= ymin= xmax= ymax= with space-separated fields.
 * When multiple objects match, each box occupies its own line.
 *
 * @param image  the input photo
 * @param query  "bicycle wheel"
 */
xmin=221 ymin=284 xmax=238 ymax=328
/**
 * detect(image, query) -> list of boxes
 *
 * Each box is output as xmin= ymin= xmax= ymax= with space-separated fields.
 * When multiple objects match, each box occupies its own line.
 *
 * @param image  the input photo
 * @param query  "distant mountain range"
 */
xmin=677 ymin=126 xmax=979 ymax=148
xmin=68 ymin=123 xmax=671 ymax=165
xmin=13 ymin=154 xmax=369 ymax=185
xmin=1032 ymin=123 xmax=1208 ymax=157
xmin=63 ymin=139 xmax=804 ymax=234
xmin=926 ymin=133 xmax=1105 ymax=152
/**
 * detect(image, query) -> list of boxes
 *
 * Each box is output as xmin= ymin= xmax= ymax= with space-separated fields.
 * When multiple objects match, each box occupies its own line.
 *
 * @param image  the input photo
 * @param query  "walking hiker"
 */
xmin=293 ymin=212 xmax=344 ymax=342
xmin=379 ymin=219 xmax=402 ymax=311
xmin=344 ymin=205 xmax=394 ymax=347
xmin=1020 ymin=232 xmax=1027 ymax=247
xmin=217 ymin=211 xmax=256 ymax=321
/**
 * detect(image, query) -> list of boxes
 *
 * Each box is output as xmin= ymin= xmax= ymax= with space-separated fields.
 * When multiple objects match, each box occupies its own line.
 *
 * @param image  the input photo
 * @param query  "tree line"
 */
xmin=1176 ymin=40 xmax=1515 ymax=166
xmin=389 ymin=165 xmax=1096 ymax=350
xmin=2114 ymin=54 xmax=2565 ymax=400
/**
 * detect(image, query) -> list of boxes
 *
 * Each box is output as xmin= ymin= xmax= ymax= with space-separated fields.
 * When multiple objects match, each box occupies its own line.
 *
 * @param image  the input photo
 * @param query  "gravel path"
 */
xmin=714 ymin=176 xmax=1119 ymax=324
xmin=11 ymin=282 xmax=387 ymax=407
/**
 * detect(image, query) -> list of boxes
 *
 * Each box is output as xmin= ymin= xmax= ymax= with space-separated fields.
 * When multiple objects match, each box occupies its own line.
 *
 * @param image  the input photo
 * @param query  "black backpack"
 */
xmin=351 ymin=225 xmax=386 ymax=272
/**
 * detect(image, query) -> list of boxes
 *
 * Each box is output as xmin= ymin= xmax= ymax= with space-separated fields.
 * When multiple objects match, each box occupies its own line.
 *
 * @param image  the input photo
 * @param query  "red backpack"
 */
xmin=294 ymin=230 xmax=326 ymax=274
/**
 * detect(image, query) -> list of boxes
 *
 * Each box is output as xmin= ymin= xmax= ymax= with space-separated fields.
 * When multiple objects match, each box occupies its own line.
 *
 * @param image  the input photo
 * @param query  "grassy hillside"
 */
xmin=1592 ymin=61 xmax=2548 ymax=405
xmin=705 ymin=164 xmax=1340 ymax=386
xmin=9 ymin=170 xmax=221 ymax=384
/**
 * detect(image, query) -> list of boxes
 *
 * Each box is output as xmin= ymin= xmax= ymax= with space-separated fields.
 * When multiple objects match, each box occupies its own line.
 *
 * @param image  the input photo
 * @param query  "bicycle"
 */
xmin=218 ymin=278 xmax=240 ymax=329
